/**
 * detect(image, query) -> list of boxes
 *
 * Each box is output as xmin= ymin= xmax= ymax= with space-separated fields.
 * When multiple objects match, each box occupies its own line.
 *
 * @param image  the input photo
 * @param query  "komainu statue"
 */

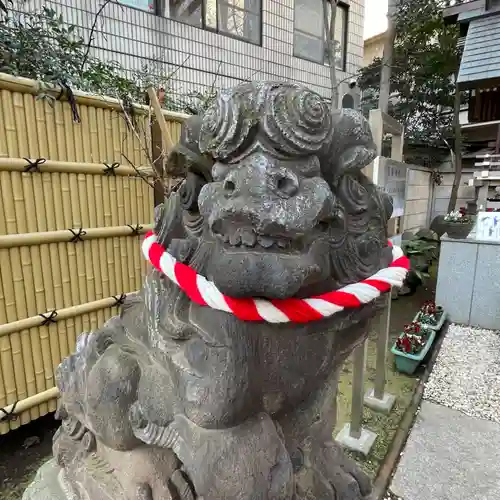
xmin=24 ymin=82 xmax=408 ymax=500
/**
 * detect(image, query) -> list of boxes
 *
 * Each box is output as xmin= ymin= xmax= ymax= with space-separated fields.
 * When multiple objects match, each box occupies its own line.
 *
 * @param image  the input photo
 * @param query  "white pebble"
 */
xmin=424 ymin=324 xmax=500 ymax=423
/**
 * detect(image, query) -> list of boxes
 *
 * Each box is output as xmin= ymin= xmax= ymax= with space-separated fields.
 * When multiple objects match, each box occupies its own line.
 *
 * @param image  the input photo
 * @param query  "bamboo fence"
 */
xmin=0 ymin=73 xmax=187 ymax=433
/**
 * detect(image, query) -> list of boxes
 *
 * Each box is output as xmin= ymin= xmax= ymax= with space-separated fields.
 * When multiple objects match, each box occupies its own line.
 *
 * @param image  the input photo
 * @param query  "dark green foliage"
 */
xmin=0 ymin=6 xmax=182 ymax=109
xmin=358 ymin=0 xmax=461 ymax=148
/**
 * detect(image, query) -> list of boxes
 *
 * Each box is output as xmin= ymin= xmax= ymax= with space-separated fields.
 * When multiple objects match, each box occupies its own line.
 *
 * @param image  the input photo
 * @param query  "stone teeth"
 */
xmin=241 ymin=229 xmax=256 ymax=247
xmin=257 ymin=236 xmax=274 ymax=248
xmin=229 ymin=231 xmax=241 ymax=246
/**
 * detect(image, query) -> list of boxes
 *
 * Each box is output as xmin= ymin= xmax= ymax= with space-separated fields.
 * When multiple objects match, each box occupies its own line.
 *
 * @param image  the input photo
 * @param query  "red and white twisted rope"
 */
xmin=142 ymin=231 xmax=410 ymax=324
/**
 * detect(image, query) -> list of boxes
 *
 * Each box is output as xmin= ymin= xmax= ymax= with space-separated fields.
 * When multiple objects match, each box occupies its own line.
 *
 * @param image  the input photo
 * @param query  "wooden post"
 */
xmin=147 ymin=86 xmax=175 ymax=196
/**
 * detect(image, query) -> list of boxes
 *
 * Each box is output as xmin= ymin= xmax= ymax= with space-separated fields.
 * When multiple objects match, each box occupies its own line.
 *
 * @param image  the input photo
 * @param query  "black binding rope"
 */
xmin=112 ymin=293 xmax=127 ymax=306
xmin=126 ymin=224 xmax=143 ymax=236
xmin=68 ymin=228 xmax=86 ymax=243
xmin=39 ymin=310 xmax=58 ymax=326
xmin=23 ymin=157 xmax=46 ymax=173
xmin=0 ymin=401 xmax=18 ymax=422
xmin=58 ymin=80 xmax=81 ymax=123
xmin=103 ymin=162 xmax=120 ymax=176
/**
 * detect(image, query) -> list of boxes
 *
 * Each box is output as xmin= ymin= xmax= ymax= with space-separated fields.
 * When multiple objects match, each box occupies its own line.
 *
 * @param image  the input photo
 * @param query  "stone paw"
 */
xmin=294 ymin=441 xmax=373 ymax=500
xmin=320 ymin=442 xmax=373 ymax=500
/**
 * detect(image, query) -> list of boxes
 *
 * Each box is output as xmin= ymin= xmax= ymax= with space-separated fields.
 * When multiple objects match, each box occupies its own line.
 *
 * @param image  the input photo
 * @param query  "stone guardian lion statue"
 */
xmin=24 ymin=81 xmax=407 ymax=500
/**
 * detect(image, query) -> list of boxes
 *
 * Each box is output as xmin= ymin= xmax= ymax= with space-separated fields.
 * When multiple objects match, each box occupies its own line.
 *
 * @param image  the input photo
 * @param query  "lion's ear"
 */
xmin=337 ymin=145 xmax=376 ymax=176
xmin=165 ymin=116 xmax=215 ymax=217
xmin=320 ymin=109 xmax=376 ymax=186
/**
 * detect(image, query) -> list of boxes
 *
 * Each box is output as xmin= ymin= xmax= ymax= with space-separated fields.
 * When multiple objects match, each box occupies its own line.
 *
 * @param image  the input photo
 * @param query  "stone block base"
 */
xmin=335 ymin=423 xmax=377 ymax=456
xmin=364 ymin=388 xmax=396 ymax=414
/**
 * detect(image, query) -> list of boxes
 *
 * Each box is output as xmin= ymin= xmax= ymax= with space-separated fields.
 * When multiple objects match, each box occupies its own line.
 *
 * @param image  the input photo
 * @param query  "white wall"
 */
xmin=403 ymin=168 xmax=432 ymax=233
xmin=17 ymin=0 xmax=365 ymax=100
xmin=432 ymin=171 xmax=476 ymax=219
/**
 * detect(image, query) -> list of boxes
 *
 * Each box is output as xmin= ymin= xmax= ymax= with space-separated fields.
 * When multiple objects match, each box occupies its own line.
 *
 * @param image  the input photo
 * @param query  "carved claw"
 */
xmin=171 ymin=469 xmax=195 ymax=500
xmin=129 ymin=402 xmax=179 ymax=449
xmin=321 ymin=443 xmax=372 ymax=500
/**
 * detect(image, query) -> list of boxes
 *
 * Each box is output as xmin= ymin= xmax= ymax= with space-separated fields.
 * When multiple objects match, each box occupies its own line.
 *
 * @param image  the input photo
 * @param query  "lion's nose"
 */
xmin=222 ymin=167 xmax=299 ymax=199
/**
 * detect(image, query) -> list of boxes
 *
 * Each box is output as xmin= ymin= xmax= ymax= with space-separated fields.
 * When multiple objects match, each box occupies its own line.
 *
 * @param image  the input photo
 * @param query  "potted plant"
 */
xmin=413 ymin=300 xmax=446 ymax=331
xmin=398 ymin=237 xmax=438 ymax=296
xmin=443 ymin=210 xmax=474 ymax=239
xmin=391 ymin=322 xmax=436 ymax=375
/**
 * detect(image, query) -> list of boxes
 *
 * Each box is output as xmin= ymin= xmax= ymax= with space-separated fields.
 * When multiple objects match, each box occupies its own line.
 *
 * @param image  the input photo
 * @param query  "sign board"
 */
xmin=476 ymin=212 xmax=500 ymax=241
xmin=371 ymin=157 xmax=407 ymax=218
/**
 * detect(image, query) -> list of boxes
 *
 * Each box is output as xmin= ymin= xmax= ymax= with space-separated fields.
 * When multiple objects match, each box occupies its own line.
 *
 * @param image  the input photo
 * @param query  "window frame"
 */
xmin=293 ymin=0 xmax=349 ymax=72
xmin=116 ymin=0 xmax=263 ymax=46
xmin=115 ymin=0 xmax=157 ymax=14
xmin=202 ymin=0 xmax=263 ymax=46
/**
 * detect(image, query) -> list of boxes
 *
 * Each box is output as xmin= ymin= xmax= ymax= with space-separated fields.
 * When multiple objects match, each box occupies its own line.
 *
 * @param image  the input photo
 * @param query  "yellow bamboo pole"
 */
xmin=20 ymin=172 xmax=41 ymax=421
xmin=2 ymin=90 xmax=27 ymax=428
xmin=31 ymin=164 xmax=52 ymax=417
xmin=0 ymin=89 xmax=7 ymax=160
xmin=64 ymin=103 xmax=77 ymax=163
xmin=14 ymin=91 xmax=40 ymax=424
xmin=0 ymin=387 xmax=59 ymax=427
xmin=96 ymin=107 xmax=106 ymax=164
xmin=0 ymin=92 xmax=10 ymax=432
xmin=0 ymin=73 xmax=188 ymax=122
xmin=0 ymin=166 xmax=10 ymax=432
xmin=0 ymin=157 xmax=153 ymax=177
xmin=103 ymin=108 xmax=114 ymax=163
xmin=33 ymin=101 xmax=53 ymax=402
xmin=0 ymin=263 xmax=10 ymax=434
xmin=40 ymin=172 xmax=61 ymax=412
xmin=0 ymin=294 xmax=137 ymax=338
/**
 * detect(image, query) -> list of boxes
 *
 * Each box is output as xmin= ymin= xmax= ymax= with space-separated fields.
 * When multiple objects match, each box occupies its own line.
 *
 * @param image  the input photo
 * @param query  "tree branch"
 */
xmin=80 ymin=0 xmax=113 ymax=74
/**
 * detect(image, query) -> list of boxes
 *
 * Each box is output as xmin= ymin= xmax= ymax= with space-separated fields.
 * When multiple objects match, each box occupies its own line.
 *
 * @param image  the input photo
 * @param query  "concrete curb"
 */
xmin=372 ymin=320 xmax=450 ymax=500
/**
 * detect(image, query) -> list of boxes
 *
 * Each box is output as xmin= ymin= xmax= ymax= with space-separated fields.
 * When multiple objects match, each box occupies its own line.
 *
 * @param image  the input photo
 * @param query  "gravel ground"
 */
xmin=424 ymin=323 xmax=500 ymax=423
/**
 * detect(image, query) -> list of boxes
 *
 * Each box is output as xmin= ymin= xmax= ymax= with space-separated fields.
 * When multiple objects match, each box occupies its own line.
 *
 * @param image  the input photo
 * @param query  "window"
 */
xmin=117 ymin=0 xmax=155 ymax=12
xmin=293 ymin=0 xmax=348 ymax=70
xmin=167 ymin=0 xmax=262 ymax=45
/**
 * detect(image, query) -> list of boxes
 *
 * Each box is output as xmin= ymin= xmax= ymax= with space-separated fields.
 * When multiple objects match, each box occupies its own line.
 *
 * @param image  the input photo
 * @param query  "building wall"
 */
xmin=363 ymin=31 xmax=384 ymax=67
xmin=17 ymin=0 xmax=365 ymax=101
xmin=403 ymin=167 xmax=433 ymax=233
xmin=432 ymin=171 xmax=476 ymax=219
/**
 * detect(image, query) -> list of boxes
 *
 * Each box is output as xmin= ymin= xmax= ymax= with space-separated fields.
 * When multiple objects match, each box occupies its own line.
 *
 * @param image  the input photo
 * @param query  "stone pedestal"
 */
xmin=436 ymin=235 xmax=500 ymax=329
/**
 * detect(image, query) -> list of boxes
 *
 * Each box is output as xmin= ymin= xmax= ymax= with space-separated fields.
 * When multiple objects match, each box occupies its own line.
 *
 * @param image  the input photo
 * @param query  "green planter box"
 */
xmin=412 ymin=307 xmax=447 ymax=332
xmin=391 ymin=330 xmax=436 ymax=375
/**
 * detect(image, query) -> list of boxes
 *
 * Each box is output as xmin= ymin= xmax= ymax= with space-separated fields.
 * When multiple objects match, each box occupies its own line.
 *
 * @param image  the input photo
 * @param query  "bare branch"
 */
xmin=80 ymin=0 xmax=113 ymax=74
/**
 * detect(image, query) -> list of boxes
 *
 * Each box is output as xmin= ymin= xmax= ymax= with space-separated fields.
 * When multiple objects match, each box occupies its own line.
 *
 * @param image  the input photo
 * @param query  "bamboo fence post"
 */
xmin=41 ymin=170 xmax=62 ymax=398
xmin=0 ymin=294 xmax=138 ymax=338
xmin=0 ymin=152 xmax=10 ymax=432
xmin=30 ymin=162 xmax=51 ymax=417
xmin=3 ymin=89 xmax=29 ymax=427
xmin=0 ymin=265 xmax=11 ymax=434
xmin=18 ymin=92 xmax=42 ymax=422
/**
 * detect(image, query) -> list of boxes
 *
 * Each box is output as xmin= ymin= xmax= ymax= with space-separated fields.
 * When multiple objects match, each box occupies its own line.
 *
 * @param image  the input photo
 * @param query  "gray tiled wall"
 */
xmin=17 ymin=0 xmax=365 ymax=101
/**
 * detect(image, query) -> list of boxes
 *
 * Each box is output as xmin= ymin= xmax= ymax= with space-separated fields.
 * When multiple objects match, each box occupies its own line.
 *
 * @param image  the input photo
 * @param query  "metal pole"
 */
xmin=374 ymin=290 xmax=391 ymax=400
xmin=349 ymin=341 xmax=366 ymax=439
